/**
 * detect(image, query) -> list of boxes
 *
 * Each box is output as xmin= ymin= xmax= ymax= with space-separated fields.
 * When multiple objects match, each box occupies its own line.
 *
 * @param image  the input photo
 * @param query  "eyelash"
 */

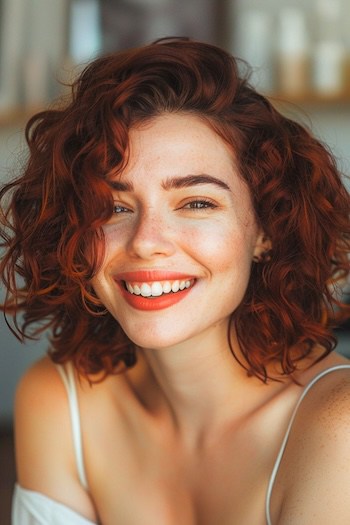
xmin=113 ymin=205 xmax=131 ymax=214
xmin=181 ymin=199 xmax=218 ymax=210
xmin=112 ymin=199 xmax=218 ymax=215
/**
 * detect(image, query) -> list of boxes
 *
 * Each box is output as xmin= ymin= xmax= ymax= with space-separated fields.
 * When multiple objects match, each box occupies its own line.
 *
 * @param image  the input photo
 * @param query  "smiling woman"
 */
xmin=1 ymin=38 xmax=350 ymax=525
xmin=91 ymin=113 xmax=261 ymax=349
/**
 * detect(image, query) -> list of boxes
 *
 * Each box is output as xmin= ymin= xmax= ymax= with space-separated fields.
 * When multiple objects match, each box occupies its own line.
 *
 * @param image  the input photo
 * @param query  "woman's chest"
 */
xmin=94 ymin=481 xmax=268 ymax=525
xmin=84 ymin=418 xmax=278 ymax=525
xmin=89 ymin=463 xmax=269 ymax=525
xmin=78 ymin=373 xmax=300 ymax=524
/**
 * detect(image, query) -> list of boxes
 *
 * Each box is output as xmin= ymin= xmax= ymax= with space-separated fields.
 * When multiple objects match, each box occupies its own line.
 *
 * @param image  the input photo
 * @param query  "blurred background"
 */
xmin=1 ymin=0 xmax=350 ymax=522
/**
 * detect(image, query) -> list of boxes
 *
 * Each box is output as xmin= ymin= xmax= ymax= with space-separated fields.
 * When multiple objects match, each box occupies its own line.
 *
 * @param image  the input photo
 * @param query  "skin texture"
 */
xmin=14 ymin=114 xmax=350 ymax=524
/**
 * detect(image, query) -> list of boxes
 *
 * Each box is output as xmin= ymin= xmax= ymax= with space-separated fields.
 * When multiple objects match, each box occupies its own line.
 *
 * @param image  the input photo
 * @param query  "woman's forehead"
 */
xmin=124 ymin=113 xmax=237 ymax=176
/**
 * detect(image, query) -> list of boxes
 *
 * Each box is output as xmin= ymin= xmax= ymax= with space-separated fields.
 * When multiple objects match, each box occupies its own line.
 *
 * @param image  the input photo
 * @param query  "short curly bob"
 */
xmin=1 ymin=38 xmax=350 ymax=381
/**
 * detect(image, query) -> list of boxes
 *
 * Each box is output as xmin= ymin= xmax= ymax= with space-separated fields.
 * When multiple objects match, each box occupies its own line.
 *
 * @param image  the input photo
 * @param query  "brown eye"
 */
xmin=184 ymin=200 xmax=217 ymax=210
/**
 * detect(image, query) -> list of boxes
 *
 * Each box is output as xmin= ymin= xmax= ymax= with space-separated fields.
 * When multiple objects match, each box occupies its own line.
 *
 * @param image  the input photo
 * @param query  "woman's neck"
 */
xmin=137 ymin=321 xmax=270 ymax=448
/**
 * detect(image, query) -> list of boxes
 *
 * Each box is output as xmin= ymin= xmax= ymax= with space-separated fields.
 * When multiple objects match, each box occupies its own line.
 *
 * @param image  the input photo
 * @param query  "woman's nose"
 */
xmin=126 ymin=209 xmax=176 ymax=260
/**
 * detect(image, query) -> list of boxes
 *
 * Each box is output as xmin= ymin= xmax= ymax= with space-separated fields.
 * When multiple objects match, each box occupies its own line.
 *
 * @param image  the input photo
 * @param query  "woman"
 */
xmin=1 ymin=38 xmax=350 ymax=525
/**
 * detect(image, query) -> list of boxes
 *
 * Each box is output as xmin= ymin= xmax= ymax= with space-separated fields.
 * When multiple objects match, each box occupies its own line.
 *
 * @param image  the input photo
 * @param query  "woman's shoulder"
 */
xmin=297 ymin=353 xmax=350 ymax=417
xmin=296 ymin=356 xmax=350 ymax=438
xmin=14 ymin=354 xmax=78 ymax=484
xmin=15 ymin=355 xmax=76 ymax=436
xmin=15 ymin=355 xmax=68 ymax=429
xmin=14 ymin=355 xmax=97 ymax=520
xmin=17 ymin=353 xmax=62 ymax=391
xmin=278 ymin=355 xmax=350 ymax=523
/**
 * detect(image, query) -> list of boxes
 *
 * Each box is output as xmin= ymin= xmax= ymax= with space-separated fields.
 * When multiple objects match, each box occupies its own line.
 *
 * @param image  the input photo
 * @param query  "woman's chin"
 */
xmin=127 ymin=334 xmax=183 ymax=352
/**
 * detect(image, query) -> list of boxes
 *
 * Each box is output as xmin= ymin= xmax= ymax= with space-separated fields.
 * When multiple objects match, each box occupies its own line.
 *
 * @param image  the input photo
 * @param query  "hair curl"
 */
xmin=1 ymin=37 xmax=350 ymax=381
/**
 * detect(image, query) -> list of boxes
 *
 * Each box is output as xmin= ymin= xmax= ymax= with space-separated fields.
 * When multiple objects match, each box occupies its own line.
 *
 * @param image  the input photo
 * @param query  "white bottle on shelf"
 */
xmin=312 ymin=0 xmax=346 ymax=96
xmin=277 ymin=7 xmax=309 ymax=96
xmin=235 ymin=9 xmax=275 ymax=93
xmin=313 ymin=41 xmax=346 ymax=96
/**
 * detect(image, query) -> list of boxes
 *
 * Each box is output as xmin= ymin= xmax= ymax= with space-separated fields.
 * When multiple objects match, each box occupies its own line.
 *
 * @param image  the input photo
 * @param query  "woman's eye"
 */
xmin=113 ymin=204 xmax=131 ymax=214
xmin=182 ymin=200 xmax=218 ymax=210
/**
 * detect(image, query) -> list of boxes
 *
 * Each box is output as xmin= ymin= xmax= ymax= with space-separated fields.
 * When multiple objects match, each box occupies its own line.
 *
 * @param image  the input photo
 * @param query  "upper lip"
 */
xmin=114 ymin=271 xmax=196 ymax=282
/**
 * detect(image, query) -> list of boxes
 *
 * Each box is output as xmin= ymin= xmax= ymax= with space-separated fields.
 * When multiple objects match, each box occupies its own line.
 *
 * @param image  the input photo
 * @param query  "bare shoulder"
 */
xmin=278 ymin=363 xmax=350 ymax=524
xmin=16 ymin=354 xmax=64 ymax=403
xmin=15 ymin=355 xmax=67 ymax=432
xmin=14 ymin=355 xmax=96 ymax=519
xmin=15 ymin=356 xmax=74 ymax=484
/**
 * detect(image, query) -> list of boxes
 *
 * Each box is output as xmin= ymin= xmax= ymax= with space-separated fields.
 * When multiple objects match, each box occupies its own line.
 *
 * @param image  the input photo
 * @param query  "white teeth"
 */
xmin=140 ymin=283 xmax=152 ymax=297
xmin=133 ymin=284 xmax=141 ymax=295
xmin=124 ymin=279 xmax=194 ymax=297
xmin=162 ymin=281 xmax=172 ymax=294
xmin=151 ymin=282 xmax=163 ymax=296
xmin=171 ymin=280 xmax=180 ymax=292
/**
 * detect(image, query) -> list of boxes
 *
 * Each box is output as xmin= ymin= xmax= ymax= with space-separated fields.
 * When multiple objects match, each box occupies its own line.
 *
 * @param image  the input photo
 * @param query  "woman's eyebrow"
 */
xmin=107 ymin=174 xmax=231 ymax=192
xmin=108 ymin=180 xmax=133 ymax=191
xmin=162 ymin=174 xmax=231 ymax=191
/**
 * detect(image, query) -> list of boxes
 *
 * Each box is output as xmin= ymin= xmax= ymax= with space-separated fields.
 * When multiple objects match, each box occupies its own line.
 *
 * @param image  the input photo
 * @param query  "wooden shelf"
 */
xmin=1 ymin=91 xmax=350 ymax=128
xmin=266 ymin=90 xmax=350 ymax=106
xmin=0 ymin=106 xmax=44 ymax=128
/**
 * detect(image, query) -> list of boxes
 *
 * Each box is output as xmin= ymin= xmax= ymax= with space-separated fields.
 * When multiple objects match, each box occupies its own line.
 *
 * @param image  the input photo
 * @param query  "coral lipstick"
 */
xmin=116 ymin=271 xmax=193 ymax=282
xmin=119 ymin=285 xmax=192 ymax=311
xmin=114 ymin=271 xmax=195 ymax=311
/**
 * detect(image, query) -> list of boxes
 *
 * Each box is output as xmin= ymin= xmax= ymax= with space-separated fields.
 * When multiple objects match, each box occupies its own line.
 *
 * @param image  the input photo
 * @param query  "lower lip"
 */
xmin=117 ymin=282 xmax=193 ymax=311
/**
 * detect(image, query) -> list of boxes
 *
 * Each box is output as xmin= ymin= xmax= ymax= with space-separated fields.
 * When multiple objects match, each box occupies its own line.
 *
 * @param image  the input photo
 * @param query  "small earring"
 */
xmin=253 ymin=234 xmax=272 ymax=263
xmin=253 ymin=249 xmax=272 ymax=264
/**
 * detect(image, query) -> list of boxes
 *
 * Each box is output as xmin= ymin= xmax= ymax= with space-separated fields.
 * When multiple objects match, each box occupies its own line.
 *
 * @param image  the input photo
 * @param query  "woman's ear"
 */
xmin=253 ymin=232 xmax=272 ymax=263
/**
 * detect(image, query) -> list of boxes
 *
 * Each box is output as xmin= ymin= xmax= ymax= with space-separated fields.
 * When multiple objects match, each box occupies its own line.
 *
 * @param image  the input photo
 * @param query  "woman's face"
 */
xmin=92 ymin=113 xmax=263 ymax=350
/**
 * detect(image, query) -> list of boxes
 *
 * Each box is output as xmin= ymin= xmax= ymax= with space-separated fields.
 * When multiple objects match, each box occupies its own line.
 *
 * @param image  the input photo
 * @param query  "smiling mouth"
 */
xmin=123 ymin=279 xmax=195 ymax=298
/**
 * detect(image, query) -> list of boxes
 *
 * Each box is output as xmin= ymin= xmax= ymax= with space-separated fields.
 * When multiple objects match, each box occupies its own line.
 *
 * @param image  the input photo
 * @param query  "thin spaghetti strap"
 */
xmin=56 ymin=362 xmax=88 ymax=490
xmin=265 ymin=364 xmax=350 ymax=525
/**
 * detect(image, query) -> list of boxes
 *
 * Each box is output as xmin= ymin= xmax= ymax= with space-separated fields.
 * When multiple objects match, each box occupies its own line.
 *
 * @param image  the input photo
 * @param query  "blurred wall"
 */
xmin=0 ymin=130 xmax=48 ymax=425
xmin=0 ymin=0 xmax=69 ymax=424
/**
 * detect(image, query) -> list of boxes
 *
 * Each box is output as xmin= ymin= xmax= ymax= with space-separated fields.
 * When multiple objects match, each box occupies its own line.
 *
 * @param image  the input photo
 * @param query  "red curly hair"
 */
xmin=1 ymin=38 xmax=350 ymax=381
